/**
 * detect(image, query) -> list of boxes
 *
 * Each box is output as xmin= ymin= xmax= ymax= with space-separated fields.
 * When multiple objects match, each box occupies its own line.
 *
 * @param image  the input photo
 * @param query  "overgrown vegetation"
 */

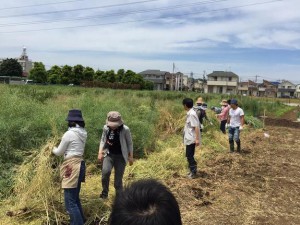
xmin=0 ymin=84 xmax=293 ymax=224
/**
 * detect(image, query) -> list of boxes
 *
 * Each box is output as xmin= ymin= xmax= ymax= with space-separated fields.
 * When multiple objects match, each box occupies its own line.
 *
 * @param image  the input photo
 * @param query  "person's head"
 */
xmin=230 ymin=99 xmax=238 ymax=109
xmin=196 ymin=97 xmax=203 ymax=106
xmin=220 ymin=99 xmax=228 ymax=107
xmin=109 ymin=179 xmax=182 ymax=225
xmin=182 ymin=98 xmax=193 ymax=110
xmin=106 ymin=111 xmax=124 ymax=130
xmin=66 ymin=109 xmax=85 ymax=128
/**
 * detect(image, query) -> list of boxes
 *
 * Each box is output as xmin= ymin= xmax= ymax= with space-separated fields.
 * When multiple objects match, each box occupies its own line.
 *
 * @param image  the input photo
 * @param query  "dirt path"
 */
xmin=170 ymin=126 xmax=300 ymax=225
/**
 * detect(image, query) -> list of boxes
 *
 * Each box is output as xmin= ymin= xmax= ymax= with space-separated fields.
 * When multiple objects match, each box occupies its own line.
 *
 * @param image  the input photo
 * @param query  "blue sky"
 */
xmin=0 ymin=0 xmax=299 ymax=83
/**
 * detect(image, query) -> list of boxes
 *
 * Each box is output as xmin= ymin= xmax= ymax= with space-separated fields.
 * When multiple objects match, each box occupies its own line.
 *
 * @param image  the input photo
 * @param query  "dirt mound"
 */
xmin=169 ymin=127 xmax=300 ymax=225
xmin=265 ymin=108 xmax=300 ymax=128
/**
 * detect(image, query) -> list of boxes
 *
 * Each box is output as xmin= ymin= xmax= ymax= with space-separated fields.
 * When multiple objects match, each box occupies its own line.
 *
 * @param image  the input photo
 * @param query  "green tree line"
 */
xmin=0 ymin=59 xmax=154 ymax=90
xmin=30 ymin=62 xmax=154 ymax=90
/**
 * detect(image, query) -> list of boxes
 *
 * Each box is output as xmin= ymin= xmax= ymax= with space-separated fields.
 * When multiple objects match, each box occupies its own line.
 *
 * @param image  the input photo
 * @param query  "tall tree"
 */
xmin=83 ymin=67 xmax=94 ymax=81
xmin=105 ymin=70 xmax=115 ymax=83
xmin=94 ymin=69 xmax=105 ymax=81
xmin=29 ymin=62 xmax=47 ymax=83
xmin=60 ymin=65 xmax=73 ymax=85
xmin=47 ymin=65 xmax=62 ymax=84
xmin=116 ymin=69 xmax=125 ymax=82
xmin=0 ymin=58 xmax=23 ymax=77
xmin=73 ymin=64 xmax=84 ymax=85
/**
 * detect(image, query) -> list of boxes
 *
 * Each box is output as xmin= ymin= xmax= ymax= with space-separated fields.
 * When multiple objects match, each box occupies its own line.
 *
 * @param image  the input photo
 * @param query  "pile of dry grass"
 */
xmin=0 ymin=138 xmax=68 ymax=224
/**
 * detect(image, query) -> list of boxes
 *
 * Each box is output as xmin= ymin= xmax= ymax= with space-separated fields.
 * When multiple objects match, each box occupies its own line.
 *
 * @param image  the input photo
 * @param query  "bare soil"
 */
xmin=169 ymin=110 xmax=300 ymax=225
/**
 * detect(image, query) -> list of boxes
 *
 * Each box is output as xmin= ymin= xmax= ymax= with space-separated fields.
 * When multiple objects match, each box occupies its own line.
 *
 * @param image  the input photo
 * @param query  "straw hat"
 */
xmin=196 ymin=97 xmax=203 ymax=104
xmin=106 ymin=111 xmax=124 ymax=128
xmin=220 ymin=99 xmax=228 ymax=106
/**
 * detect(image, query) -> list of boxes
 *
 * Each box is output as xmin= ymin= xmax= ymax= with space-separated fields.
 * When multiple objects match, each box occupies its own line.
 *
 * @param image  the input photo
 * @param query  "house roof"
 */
xmin=207 ymin=71 xmax=238 ymax=78
xmin=139 ymin=70 xmax=170 ymax=76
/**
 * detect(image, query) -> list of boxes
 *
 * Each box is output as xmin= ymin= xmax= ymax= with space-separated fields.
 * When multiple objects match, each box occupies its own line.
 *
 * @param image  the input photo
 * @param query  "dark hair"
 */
xmin=182 ymin=98 xmax=193 ymax=109
xmin=68 ymin=121 xmax=85 ymax=128
xmin=227 ymin=99 xmax=231 ymax=105
xmin=109 ymin=179 xmax=182 ymax=225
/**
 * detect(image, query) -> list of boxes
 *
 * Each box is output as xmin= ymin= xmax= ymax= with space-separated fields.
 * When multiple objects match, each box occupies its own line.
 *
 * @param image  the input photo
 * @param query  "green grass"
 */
xmin=0 ymin=85 xmax=291 ymax=199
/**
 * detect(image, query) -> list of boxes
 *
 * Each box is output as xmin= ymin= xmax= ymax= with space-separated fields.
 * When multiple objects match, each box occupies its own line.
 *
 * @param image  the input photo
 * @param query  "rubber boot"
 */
xmin=236 ymin=140 xmax=241 ymax=153
xmin=229 ymin=140 xmax=234 ymax=153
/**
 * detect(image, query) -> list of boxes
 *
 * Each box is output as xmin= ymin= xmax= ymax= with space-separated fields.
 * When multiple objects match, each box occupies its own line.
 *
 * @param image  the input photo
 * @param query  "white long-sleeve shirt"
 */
xmin=53 ymin=127 xmax=87 ymax=160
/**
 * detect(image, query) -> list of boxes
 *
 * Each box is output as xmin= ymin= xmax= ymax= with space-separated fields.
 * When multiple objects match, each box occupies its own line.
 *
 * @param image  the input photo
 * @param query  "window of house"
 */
xmin=288 ymin=86 xmax=291 ymax=89
xmin=214 ymin=77 xmax=217 ymax=81
xmin=228 ymin=77 xmax=232 ymax=81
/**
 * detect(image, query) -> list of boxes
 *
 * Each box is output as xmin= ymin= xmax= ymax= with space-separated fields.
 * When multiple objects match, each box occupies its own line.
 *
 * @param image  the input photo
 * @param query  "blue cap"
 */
xmin=230 ymin=99 xmax=238 ymax=105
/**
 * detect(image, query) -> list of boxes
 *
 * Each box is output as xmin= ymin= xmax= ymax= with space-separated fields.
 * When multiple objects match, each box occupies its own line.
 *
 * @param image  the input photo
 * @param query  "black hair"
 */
xmin=182 ymin=98 xmax=193 ymax=109
xmin=227 ymin=99 xmax=231 ymax=105
xmin=109 ymin=179 xmax=182 ymax=225
xmin=68 ymin=121 xmax=85 ymax=128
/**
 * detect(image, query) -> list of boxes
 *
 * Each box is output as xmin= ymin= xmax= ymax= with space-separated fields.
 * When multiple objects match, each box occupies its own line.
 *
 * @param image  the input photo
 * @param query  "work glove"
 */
xmin=239 ymin=126 xmax=243 ymax=131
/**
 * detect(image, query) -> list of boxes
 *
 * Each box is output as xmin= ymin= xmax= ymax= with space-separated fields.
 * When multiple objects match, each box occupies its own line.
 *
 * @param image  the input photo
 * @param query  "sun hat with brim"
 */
xmin=196 ymin=97 xmax=203 ymax=104
xmin=220 ymin=99 xmax=228 ymax=106
xmin=106 ymin=111 xmax=124 ymax=128
xmin=65 ymin=109 xmax=84 ymax=122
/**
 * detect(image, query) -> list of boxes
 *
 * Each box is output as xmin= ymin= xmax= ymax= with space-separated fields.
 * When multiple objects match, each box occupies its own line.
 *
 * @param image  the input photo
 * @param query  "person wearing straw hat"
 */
xmin=227 ymin=99 xmax=244 ymax=153
xmin=193 ymin=97 xmax=212 ymax=132
xmin=98 ymin=111 xmax=134 ymax=199
xmin=217 ymin=99 xmax=230 ymax=134
xmin=53 ymin=109 xmax=87 ymax=225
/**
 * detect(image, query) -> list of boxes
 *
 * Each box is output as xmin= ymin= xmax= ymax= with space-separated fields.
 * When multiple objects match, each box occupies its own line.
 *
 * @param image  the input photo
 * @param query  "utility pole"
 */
xmin=171 ymin=62 xmax=175 ymax=91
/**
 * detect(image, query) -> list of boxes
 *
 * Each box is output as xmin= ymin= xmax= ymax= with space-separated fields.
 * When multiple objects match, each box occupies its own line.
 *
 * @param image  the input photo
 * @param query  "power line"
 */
xmin=0 ymin=0 xmax=157 ymax=19
xmin=0 ymin=0 xmax=230 ymax=27
xmin=0 ymin=0 xmax=282 ymax=34
xmin=0 ymin=0 xmax=91 ymax=11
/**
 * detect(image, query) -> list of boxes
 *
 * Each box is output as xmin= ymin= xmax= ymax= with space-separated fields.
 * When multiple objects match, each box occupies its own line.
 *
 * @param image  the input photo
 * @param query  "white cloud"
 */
xmin=0 ymin=0 xmax=300 ymax=81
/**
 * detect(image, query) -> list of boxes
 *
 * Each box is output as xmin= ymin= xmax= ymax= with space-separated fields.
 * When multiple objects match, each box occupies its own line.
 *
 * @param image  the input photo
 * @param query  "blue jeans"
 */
xmin=228 ymin=126 xmax=240 ymax=142
xmin=64 ymin=161 xmax=85 ymax=225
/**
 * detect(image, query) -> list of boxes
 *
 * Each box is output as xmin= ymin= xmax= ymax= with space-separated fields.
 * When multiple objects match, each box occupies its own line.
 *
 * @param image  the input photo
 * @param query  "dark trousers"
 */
xmin=64 ymin=161 xmax=85 ymax=225
xmin=220 ymin=120 xmax=227 ymax=134
xmin=186 ymin=143 xmax=197 ymax=174
xmin=101 ymin=154 xmax=126 ymax=196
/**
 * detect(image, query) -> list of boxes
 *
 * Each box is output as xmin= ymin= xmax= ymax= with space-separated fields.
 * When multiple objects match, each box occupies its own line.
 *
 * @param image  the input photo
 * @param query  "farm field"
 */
xmin=0 ymin=84 xmax=299 ymax=225
xmin=173 ymin=124 xmax=300 ymax=225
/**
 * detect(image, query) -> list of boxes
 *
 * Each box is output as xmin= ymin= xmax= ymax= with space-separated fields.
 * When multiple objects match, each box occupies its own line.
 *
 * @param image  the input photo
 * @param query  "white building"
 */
xmin=206 ymin=71 xmax=239 ymax=94
xmin=0 ymin=47 xmax=33 ymax=77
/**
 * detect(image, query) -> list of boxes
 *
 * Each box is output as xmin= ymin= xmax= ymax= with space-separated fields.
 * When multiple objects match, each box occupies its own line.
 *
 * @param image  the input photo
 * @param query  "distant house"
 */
xmin=258 ymin=80 xmax=277 ymax=97
xmin=206 ymin=71 xmax=239 ymax=94
xmin=277 ymin=80 xmax=296 ymax=98
xmin=295 ymin=84 xmax=300 ymax=98
xmin=238 ymin=80 xmax=258 ymax=96
xmin=139 ymin=70 xmax=170 ymax=90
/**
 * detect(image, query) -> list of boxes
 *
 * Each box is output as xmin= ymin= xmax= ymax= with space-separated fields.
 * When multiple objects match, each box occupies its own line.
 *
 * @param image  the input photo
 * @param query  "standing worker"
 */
xmin=183 ymin=98 xmax=201 ymax=179
xmin=193 ymin=97 xmax=212 ymax=132
xmin=217 ymin=99 xmax=230 ymax=134
xmin=53 ymin=109 xmax=87 ymax=225
xmin=227 ymin=99 xmax=244 ymax=153
xmin=98 ymin=111 xmax=134 ymax=199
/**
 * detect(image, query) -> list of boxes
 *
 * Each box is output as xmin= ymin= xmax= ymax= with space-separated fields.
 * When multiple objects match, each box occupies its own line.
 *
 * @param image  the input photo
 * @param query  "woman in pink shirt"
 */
xmin=217 ymin=100 xmax=230 ymax=134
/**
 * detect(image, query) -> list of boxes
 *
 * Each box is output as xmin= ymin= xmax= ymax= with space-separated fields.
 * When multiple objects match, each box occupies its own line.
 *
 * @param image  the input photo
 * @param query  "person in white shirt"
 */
xmin=182 ymin=98 xmax=201 ymax=179
xmin=227 ymin=99 xmax=244 ymax=153
xmin=53 ymin=109 xmax=87 ymax=225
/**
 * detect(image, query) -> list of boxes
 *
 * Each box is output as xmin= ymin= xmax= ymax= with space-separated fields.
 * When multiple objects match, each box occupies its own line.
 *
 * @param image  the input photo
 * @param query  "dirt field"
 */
xmin=170 ymin=112 xmax=300 ymax=225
